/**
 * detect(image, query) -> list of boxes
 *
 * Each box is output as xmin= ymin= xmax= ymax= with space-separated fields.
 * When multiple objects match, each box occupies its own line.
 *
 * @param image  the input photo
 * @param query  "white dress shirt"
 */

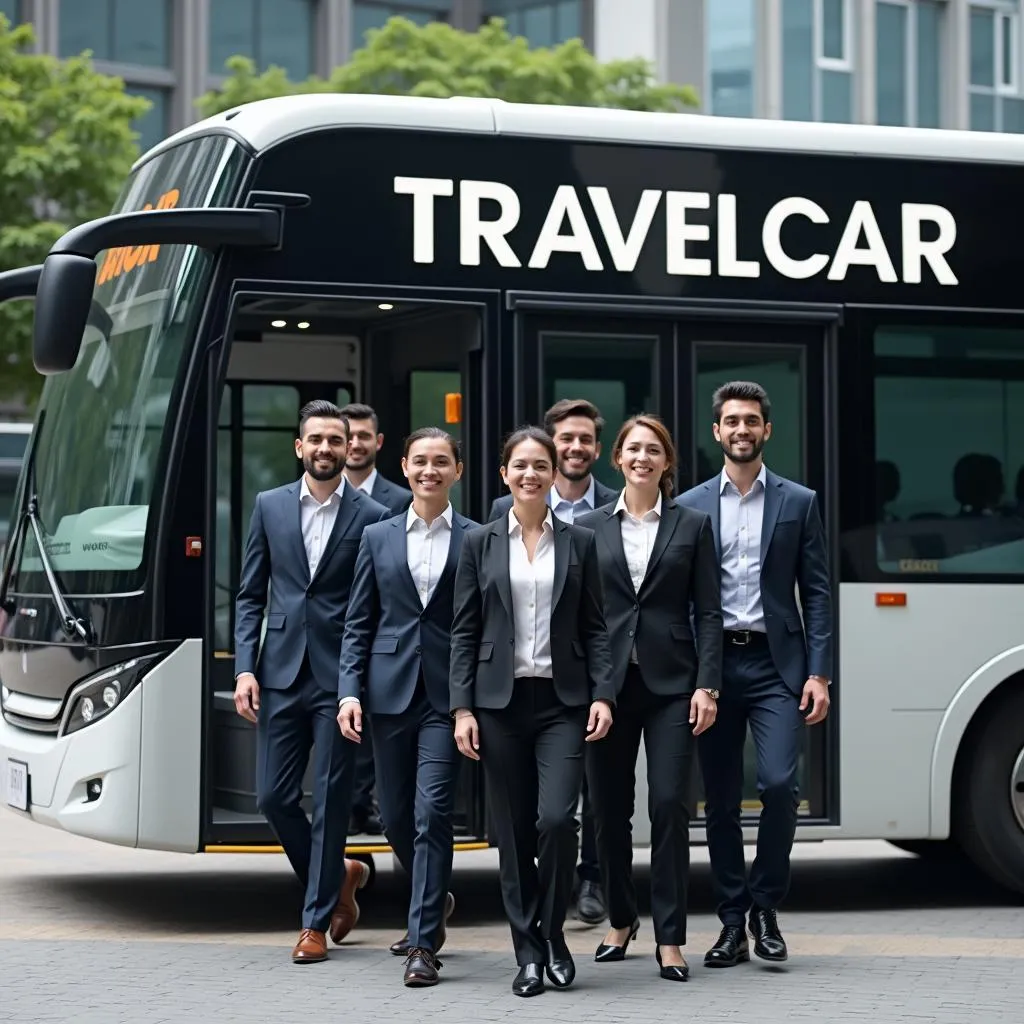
xmin=719 ymin=465 xmax=766 ymax=631
xmin=407 ymin=502 xmax=453 ymax=608
xmin=299 ymin=475 xmax=344 ymax=576
xmin=549 ymin=476 xmax=596 ymax=524
xmin=355 ymin=467 xmax=378 ymax=496
xmin=508 ymin=508 xmax=555 ymax=679
xmin=615 ymin=491 xmax=662 ymax=662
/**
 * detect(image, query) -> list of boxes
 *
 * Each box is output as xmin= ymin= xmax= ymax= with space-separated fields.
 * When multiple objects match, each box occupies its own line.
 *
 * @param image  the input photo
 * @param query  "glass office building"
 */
xmin=0 ymin=0 xmax=1021 ymax=157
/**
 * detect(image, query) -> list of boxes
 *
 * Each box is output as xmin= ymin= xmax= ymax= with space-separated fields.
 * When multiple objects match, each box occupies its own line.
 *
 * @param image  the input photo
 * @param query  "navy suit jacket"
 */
xmin=487 ymin=478 xmax=618 ymax=524
xmin=370 ymin=473 xmax=414 ymax=516
xmin=338 ymin=509 xmax=479 ymax=717
xmin=234 ymin=480 xmax=389 ymax=692
xmin=675 ymin=469 xmax=833 ymax=694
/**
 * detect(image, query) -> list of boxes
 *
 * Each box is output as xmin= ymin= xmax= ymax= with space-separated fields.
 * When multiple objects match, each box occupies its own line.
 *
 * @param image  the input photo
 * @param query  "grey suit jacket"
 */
xmin=234 ymin=480 xmax=389 ymax=692
xmin=676 ymin=469 xmax=833 ymax=694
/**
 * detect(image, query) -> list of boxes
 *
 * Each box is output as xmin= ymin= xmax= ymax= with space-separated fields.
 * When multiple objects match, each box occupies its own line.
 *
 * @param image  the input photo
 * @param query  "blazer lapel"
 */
xmin=311 ymin=483 xmax=359 ymax=582
xmin=639 ymin=501 xmax=681 ymax=592
xmin=489 ymin=521 xmax=514 ymax=622
xmin=760 ymin=471 xmax=785 ymax=561
xmin=552 ymin=518 xmax=571 ymax=610
xmin=705 ymin=478 xmax=722 ymax=559
xmin=425 ymin=514 xmax=464 ymax=611
xmin=288 ymin=482 xmax=311 ymax=584
xmin=388 ymin=515 xmax=421 ymax=607
xmin=597 ymin=506 xmax=632 ymax=593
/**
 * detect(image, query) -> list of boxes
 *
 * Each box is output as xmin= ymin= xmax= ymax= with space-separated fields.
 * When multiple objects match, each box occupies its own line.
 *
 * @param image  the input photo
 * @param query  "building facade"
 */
xmin=0 ymin=0 xmax=1021 ymax=157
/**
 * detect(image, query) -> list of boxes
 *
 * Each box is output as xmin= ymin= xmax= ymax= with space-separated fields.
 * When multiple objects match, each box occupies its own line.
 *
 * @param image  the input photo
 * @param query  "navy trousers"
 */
xmin=255 ymin=659 xmax=357 ymax=932
xmin=698 ymin=638 xmax=803 ymax=926
xmin=372 ymin=682 xmax=461 ymax=951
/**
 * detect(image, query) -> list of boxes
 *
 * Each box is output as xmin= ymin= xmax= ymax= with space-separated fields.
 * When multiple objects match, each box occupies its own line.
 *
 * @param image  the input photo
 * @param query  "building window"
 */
xmin=969 ymin=4 xmax=1024 ymax=131
xmin=352 ymin=1 xmax=450 ymax=48
xmin=0 ymin=1 xmax=20 ymax=26
xmin=127 ymin=86 xmax=170 ymax=154
xmin=209 ymin=0 xmax=315 ymax=79
xmin=873 ymin=323 xmax=1024 ymax=575
xmin=482 ymin=1 xmax=584 ymax=49
xmin=782 ymin=0 xmax=854 ymax=123
xmin=708 ymin=0 xmax=755 ymax=117
xmin=876 ymin=0 xmax=942 ymax=128
xmin=59 ymin=0 xmax=171 ymax=67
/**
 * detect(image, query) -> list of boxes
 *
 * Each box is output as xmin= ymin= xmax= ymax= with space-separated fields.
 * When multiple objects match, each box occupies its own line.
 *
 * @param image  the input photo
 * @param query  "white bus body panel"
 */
xmin=0 ymin=640 xmax=201 ymax=852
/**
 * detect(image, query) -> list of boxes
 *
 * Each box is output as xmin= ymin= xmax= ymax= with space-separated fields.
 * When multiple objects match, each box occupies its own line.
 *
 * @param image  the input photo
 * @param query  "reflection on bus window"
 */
xmin=873 ymin=324 xmax=1024 ymax=575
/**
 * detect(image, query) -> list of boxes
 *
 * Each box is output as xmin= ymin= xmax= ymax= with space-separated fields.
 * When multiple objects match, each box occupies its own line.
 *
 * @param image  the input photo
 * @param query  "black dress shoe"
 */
xmin=748 ymin=907 xmax=788 ymax=962
xmin=576 ymin=880 xmax=607 ymax=924
xmin=403 ymin=948 xmax=441 ymax=987
xmin=704 ymin=925 xmax=750 ymax=967
xmin=655 ymin=946 xmax=689 ymax=982
xmin=544 ymin=937 xmax=575 ymax=988
xmin=390 ymin=892 xmax=456 ymax=956
xmin=512 ymin=963 xmax=544 ymax=997
xmin=594 ymin=918 xmax=640 ymax=962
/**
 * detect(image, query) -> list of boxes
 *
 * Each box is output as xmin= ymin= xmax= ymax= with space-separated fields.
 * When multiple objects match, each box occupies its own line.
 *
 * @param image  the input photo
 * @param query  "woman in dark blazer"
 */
xmin=577 ymin=414 xmax=722 ymax=982
xmin=450 ymin=425 xmax=616 ymax=998
xmin=338 ymin=427 xmax=477 ymax=989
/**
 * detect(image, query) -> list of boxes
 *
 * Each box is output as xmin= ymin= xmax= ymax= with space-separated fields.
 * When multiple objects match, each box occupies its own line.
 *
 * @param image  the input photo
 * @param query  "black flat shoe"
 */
xmin=512 ymin=962 xmax=545 ymax=997
xmin=594 ymin=918 xmax=640 ymax=962
xmin=544 ymin=937 xmax=575 ymax=988
xmin=656 ymin=946 xmax=689 ymax=982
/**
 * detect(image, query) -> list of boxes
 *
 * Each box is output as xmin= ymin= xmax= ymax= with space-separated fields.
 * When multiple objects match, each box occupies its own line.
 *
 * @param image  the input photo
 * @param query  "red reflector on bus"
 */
xmin=875 ymin=592 xmax=906 ymax=607
xmin=185 ymin=536 xmax=202 ymax=558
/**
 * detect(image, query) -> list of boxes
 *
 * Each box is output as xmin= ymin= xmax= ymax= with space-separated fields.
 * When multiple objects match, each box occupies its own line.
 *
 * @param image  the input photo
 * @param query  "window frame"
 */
xmin=208 ymin=0 xmax=316 ymax=80
xmin=968 ymin=2 xmax=1023 ymax=129
xmin=814 ymin=0 xmax=853 ymax=71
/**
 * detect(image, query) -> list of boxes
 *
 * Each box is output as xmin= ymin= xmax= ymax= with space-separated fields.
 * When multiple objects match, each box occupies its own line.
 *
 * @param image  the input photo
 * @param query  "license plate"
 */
xmin=5 ymin=759 xmax=28 ymax=811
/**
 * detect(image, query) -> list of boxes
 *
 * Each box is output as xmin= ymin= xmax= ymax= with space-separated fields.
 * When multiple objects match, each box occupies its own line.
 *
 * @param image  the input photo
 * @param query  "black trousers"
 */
xmin=255 ymin=656 xmax=356 ymax=932
xmin=699 ymin=637 xmax=803 ymax=925
xmin=576 ymin=777 xmax=600 ymax=884
xmin=372 ymin=680 xmax=461 ymax=951
xmin=587 ymin=664 xmax=693 ymax=945
xmin=476 ymin=677 xmax=588 ymax=965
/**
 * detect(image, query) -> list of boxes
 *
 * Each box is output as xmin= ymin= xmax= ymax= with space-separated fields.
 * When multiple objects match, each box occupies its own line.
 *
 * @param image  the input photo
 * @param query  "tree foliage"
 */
xmin=197 ymin=16 xmax=699 ymax=118
xmin=0 ymin=17 xmax=148 ymax=405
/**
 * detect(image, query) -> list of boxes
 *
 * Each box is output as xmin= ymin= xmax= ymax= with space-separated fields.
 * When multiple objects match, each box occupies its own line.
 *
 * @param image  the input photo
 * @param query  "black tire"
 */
xmin=886 ymin=838 xmax=965 ymax=861
xmin=953 ymin=688 xmax=1024 ymax=895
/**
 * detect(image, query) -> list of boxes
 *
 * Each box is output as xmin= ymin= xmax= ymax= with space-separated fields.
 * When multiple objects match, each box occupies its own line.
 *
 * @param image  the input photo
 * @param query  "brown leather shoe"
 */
xmin=329 ymin=858 xmax=371 ymax=944
xmin=291 ymin=929 xmax=328 ymax=964
xmin=390 ymin=891 xmax=456 ymax=956
xmin=403 ymin=947 xmax=441 ymax=987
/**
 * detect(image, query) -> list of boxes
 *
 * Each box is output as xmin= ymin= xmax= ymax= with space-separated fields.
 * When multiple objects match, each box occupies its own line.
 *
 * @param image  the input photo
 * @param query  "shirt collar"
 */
xmin=356 ymin=467 xmax=378 ymax=495
xmin=508 ymin=507 xmax=555 ymax=535
xmin=300 ymin=474 xmax=345 ymax=504
xmin=720 ymin=463 xmax=767 ymax=495
xmin=407 ymin=502 xmax=454 ymax=532
xmin=550 ymin=476 xmax=595 ymax=510
xmin=613 ymin=490 xmax=663 ymax=518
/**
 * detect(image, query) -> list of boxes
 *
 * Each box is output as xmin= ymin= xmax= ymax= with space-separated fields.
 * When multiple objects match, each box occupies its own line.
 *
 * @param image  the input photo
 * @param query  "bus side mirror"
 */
xmin=33 ymin=256 xmax=98 ymax=374
xmin=32 ymin=207 xmax=283 ymax=376
xmin=0 ymin=264 xmax=42 ymax=304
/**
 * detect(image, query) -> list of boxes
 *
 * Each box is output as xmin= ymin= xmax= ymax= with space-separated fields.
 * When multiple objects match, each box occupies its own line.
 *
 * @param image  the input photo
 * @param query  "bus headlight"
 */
xmin=61 ymin=658 xmax=152 ymax=736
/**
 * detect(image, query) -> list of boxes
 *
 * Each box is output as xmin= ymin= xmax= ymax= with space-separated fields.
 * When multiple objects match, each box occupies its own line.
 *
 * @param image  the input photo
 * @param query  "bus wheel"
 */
xmin=886 ymin=839 xmax=965 ymax=862
xmin=953 ymin=690 xmax=1024 ymax=895
xmin=350 ymin=853 xmax=376 ymax=889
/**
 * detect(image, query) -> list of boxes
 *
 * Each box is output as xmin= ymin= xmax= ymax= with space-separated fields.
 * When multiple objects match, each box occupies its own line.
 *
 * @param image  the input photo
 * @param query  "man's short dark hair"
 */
xmin=543 ymin=399 xmax=605 ymax=440
xmin=339 ymin=403 xmax=379 ymax=432
xmin=712 ymin=381 xmax=771 ymax=424
xmin=298 ymin=399 xmax=348 ymax=438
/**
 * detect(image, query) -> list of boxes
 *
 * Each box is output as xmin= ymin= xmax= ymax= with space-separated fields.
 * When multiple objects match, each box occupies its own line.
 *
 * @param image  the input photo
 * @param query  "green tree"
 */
xmin=0 ymin=17 xmax=148 ymax=406
xmin=197 ymin=16 xmax=698 ymax=118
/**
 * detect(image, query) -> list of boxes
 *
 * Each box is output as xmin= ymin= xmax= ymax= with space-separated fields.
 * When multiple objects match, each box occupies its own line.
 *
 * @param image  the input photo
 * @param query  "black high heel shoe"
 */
xmin=594 ymin=918 xmax=641 ymax=963
xmin=655 ymin=946 xmax=690 ymax=982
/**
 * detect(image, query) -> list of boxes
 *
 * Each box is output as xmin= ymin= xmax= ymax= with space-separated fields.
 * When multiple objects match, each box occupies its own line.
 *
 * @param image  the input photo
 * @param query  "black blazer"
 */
xmin=487 ymin=478 xmax=618 ymax=523
xmin=370 ymin=473 xmax=414 ymax=516
xmin=577 ymin=497 xmax=722 ymax=698
xmin=449 ymin=516 xmax=616 ymax=712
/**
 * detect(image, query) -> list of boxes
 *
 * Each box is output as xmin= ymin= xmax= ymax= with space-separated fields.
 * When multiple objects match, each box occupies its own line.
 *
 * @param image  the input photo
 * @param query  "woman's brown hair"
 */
xmin=611 ymin=413 xmax=677 ymax=499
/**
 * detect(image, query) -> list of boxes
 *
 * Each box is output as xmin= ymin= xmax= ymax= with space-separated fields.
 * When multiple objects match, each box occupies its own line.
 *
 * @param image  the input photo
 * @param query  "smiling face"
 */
xmin=551 ymin=414 xmax=600 ymax=483
xmin=615 ymin=423 xmax=668 ymax=492
xmin=713 ymin=398 xmax=771 ymax=465
xmin=500 ymin=438 xmax=555 ymax=507
xmin=295 ymin=416 xmax=348 ymax=481
xmin=402 ymin=436 xmax=462 ymax=500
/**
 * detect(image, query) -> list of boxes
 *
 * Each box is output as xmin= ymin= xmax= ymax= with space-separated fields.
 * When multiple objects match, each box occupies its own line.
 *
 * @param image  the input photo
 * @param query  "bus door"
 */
xmin=515 ymin=308 xmax=836 ymax=843
xmin=204 ymin=288 xmax=492 ymax=849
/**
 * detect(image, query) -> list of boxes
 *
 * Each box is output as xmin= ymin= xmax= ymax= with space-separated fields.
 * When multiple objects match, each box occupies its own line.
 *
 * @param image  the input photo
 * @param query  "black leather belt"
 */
xmin=724 ymin=629 xmax=768 ymax=646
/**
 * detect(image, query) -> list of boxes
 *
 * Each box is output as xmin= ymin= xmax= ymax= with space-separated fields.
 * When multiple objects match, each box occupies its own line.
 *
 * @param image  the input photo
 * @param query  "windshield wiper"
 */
xmin=0 ymin=412 xmax=93 ymax=644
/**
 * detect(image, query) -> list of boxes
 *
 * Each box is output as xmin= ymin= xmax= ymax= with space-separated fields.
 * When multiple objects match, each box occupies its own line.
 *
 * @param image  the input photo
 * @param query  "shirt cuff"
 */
xmin=338 ymin=696 xmax=361 ymax=706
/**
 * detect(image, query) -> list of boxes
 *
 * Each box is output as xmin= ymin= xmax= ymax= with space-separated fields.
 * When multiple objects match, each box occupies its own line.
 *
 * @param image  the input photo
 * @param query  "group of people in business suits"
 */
xmin=232 ymin=379 xmax=833 ymax=997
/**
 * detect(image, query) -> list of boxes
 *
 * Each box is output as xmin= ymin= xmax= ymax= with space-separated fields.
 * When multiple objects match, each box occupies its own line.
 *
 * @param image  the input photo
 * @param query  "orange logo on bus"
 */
xmin=97 ymin=188 xmax=181 ymax=285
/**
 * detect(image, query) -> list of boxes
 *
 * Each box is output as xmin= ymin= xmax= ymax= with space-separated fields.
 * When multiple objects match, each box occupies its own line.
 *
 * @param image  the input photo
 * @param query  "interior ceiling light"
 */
xmin=271 ymin=319 xmax=286 ymax=328
xmin=378 ymin=303 xmax=394 ymax=310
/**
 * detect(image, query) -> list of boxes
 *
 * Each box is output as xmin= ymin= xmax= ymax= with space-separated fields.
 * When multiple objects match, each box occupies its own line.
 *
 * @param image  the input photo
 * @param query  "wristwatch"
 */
xmin=700 ymin=688 xmax=720 ymax=700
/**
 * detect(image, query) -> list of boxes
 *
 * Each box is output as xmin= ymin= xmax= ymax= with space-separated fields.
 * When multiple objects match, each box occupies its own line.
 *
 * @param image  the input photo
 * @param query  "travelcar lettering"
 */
xmin=393 ymin=176 xmax=957 ymax=286
xmin=96 ymin=188 xmax=181 ymax=285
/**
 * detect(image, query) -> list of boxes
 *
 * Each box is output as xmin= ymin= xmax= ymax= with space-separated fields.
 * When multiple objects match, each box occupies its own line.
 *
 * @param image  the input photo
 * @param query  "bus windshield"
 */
xmin=12 ymin=134 xmax=246 ymax=594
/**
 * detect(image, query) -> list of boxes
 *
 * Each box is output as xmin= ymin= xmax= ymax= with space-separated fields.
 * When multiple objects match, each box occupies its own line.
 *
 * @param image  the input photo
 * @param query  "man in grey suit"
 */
xmin=233 ymin=399 xmax=389 ymax=964
xmin=340 ymin=401 xmax=412 ymax=835
xmin=677 ymin=381 xmax=833 ymax=968
xmin=487 ymin=398 xmax=616 ymax=926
